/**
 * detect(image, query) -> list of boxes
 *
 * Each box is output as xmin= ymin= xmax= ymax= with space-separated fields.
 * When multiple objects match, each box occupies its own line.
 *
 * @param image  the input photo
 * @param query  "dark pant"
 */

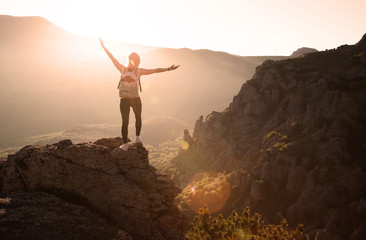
xmin=120 ymin=97 xmax=142 ymax=144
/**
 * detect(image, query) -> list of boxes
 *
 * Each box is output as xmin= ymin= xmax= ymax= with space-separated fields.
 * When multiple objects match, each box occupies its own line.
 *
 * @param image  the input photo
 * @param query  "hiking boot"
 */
xmin=119 ymin=144 xmax=129 ymax=151
xmin=135 ymin=136 xmax=142 ymax=144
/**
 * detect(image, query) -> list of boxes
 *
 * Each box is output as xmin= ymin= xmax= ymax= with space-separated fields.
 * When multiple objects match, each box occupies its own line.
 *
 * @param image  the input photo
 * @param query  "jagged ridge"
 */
xmin=173 ymin=34 xmax=366 ymax=240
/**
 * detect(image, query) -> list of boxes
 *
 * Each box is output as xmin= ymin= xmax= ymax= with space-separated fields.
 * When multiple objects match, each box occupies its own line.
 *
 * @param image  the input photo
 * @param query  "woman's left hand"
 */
xmin=168 ymin=64 xmax=180 ymax=71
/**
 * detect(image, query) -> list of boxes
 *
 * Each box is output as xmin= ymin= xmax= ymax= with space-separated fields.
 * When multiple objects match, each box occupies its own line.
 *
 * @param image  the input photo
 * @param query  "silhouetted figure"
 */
xmin=99 ymin=37 xmax=180 ymax=150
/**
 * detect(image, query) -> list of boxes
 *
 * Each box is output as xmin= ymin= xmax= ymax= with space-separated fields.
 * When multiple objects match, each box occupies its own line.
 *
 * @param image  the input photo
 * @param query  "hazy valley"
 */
xmin=0 ymin=15 xmax=285 ymax=153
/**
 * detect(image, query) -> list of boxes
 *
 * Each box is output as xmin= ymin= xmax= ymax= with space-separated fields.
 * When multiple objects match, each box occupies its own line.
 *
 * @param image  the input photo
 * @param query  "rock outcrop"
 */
xmin=0 ymin=191 xmax=118 ymax=240
xmin=170 ymin=34 xmax=366 ymax=239
xmin=0 ymin=138 xmax=188 ymax=240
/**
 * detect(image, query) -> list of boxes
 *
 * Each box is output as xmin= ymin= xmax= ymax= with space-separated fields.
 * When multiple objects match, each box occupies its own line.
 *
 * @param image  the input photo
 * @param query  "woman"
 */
xmin=99 ymin=37 xmax=180 ymax=150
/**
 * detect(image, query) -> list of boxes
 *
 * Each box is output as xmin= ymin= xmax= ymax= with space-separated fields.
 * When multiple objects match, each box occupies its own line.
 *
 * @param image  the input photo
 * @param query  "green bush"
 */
xmin=185 ymin=205 xmax=309 ymax=240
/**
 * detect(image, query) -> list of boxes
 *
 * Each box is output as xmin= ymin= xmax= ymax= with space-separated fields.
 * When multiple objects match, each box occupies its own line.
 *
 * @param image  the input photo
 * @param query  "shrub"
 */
xmin=178 ymin=172 xmax=231 ymax=213
xmin=185 ymin=205 xmax=309 ymax=240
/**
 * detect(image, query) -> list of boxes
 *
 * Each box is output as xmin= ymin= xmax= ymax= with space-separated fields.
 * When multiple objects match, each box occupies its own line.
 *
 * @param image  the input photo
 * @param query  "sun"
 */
xmin=47 ymin=0 xmax=190 ymax=50
xmin=51 ymin=1 xmax=148 ymax=43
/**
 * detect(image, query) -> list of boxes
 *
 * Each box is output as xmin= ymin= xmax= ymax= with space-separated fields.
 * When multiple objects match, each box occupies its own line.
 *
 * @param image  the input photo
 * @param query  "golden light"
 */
xmin=170 ymin=129 xmax=176 ymax=135
xmin=4 ymin=0 xmax=365 ymax=57
xmin=181 ymin=141 xmax=189 ymax=150
xmin=237 ymin=228 xmax=251 ymax=240
xmin=150 ymin=96 xmax=159 ymax=105
xmin=182 ymin=171 xmax=231 ymax=213
xmin=142 ymin=84 xmax=150 ymax=91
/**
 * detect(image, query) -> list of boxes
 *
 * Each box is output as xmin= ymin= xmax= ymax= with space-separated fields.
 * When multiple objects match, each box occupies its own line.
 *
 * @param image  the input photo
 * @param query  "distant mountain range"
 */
xmin=0 ymin=15 xmax=289 ymax=148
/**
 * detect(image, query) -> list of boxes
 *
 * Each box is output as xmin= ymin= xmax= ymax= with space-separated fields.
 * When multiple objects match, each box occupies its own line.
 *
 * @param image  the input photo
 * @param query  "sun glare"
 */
xmin=50 ymin=1 xmax=149 ymax=43
xmin=3 ymin=0 xmax=365 ymax=55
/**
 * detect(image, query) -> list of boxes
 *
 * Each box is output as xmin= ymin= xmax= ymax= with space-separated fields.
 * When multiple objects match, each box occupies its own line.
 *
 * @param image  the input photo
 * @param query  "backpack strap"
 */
xmin=122 ymin=66 xmax=127 ymax=75
xmin=117 ymin=66 xmax=126 ymax=89
xmin=137 ymin=68 xmax=142 ymax=92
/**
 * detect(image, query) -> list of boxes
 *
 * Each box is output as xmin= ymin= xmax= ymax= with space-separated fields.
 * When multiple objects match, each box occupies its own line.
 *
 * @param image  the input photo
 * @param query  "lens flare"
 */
xmin=142 ymin=83 xmax=150 ymax=91
xmin=237 ymin=228 xmax=251 ymax=240
xmin=151 ymin=96 xmax=159 ymax=105
xmin=181 ymin=141 xmax=189 ymax=150
xmin=182 ymin=171 xmax=231 ymax=213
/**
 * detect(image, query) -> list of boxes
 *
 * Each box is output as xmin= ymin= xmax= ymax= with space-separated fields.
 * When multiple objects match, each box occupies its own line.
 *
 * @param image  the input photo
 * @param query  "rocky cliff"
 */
xmin=170 ymin=34 xmax=366 ymax=239
xmin=0 ymin=138 xmax=188 ymax=240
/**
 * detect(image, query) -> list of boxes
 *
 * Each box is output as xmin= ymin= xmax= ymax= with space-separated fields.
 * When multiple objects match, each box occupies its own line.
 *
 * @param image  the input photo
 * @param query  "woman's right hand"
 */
xmin=98 ymin=37 xmax=123 ymax=71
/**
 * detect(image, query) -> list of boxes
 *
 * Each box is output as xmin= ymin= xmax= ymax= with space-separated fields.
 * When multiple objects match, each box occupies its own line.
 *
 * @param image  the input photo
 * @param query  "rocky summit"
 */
xmin=0 ymin=138 xmax=188 ymax=240
xmin=170 ymin=34 xmax=366 ymax=240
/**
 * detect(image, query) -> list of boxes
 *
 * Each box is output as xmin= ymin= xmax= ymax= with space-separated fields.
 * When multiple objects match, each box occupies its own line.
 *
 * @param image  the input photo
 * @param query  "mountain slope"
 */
xmin=167 ymin=34 xmax=366 ymax=239
xmin=0 ymin=15 xmax=286 ymax=148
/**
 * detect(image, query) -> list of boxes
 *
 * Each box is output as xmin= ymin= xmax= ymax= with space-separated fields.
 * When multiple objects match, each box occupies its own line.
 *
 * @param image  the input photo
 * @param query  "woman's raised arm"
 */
xmin=98 ymin=37 xmax=123 ymax=72
xmin=140 ymin=64 xmax=180 ymax=75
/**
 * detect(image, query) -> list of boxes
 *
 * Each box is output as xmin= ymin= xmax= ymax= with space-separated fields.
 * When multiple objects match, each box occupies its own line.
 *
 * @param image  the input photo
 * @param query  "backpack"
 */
xmin=117 ymin=67 xmax=142 ymax=92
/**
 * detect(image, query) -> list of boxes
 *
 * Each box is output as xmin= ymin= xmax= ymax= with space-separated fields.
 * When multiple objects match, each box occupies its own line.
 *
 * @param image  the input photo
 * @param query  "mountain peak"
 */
xmin=355 ymin=33 xmax=366 ymax=48
xmin=290 ymin=47 xmax=318 ymax=57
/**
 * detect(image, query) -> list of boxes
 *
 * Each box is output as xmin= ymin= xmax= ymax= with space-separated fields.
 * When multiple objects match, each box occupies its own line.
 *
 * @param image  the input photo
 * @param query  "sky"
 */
xmin=1 ymin=0 xmax=366 ymax=56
